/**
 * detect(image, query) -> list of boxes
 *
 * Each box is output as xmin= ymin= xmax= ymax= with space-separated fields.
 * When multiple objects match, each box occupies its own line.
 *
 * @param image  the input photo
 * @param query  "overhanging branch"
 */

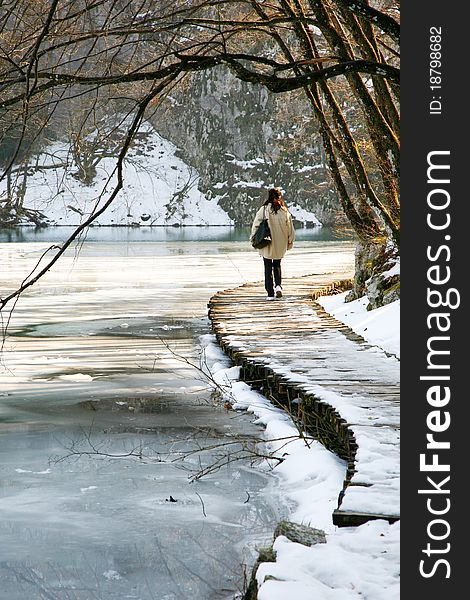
xmin=0 ymin=55 xmax=399 ymax=111
xmin=221 ymin=56 xmax=399 ymax=90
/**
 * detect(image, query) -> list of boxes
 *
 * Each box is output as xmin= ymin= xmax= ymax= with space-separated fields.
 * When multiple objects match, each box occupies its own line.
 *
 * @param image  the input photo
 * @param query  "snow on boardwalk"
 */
xmin=208 ymin=275 xmax=400 ymax=526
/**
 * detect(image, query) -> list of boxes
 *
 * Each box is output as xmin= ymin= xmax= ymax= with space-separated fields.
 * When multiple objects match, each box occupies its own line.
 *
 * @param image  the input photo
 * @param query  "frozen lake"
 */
xmin=0 ymin=227 xmax=355 ymax=599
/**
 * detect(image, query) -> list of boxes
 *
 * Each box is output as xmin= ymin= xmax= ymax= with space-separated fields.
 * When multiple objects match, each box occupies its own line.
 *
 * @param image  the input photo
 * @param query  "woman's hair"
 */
xmin=264 ymin=187 xmax=285 ymax=213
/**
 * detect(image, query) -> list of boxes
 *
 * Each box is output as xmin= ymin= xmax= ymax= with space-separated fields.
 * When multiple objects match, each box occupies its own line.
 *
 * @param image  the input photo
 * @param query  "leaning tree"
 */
xmin=0 ymin=0 xmax=399 ymax=310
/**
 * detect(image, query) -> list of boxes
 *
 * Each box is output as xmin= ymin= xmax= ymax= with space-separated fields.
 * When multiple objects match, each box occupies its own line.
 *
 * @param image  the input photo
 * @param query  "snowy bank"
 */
xmin=3 ymin=122 xmax=231 ymax=227
xmin=317 ymin=293 xmax=400 ymax=359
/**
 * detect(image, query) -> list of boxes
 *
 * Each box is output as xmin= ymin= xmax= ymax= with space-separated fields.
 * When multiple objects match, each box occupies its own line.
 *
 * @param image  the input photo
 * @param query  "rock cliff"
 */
xmin=152 ymin=66 xmax=341 ymax=226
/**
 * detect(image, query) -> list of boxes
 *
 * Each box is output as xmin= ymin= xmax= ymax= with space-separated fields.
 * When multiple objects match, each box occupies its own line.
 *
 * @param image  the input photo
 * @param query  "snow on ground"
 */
xmin=201 ymin=286 xmax=400 ymax=600
xmin=288 ymin=203 xmax=322 ymax=226
xmin=317 ymin=294 xmax=400 ymax=358
xmin=3 ymin=121 xmax=232 ymax=227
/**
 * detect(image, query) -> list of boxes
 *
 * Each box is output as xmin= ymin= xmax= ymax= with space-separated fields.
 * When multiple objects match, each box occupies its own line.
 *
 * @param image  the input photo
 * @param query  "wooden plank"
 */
xmin=332 ymin=510 xmax=400 ymax=527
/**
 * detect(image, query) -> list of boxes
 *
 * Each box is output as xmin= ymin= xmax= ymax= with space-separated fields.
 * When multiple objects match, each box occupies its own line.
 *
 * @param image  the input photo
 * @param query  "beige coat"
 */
xmin=251 ymin=204 xmax=295 ymax=259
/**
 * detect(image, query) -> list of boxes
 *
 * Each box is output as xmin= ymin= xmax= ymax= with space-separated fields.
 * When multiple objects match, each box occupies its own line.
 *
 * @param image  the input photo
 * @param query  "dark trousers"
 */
xmin=263 ymin=258 xmax=282 ymax=297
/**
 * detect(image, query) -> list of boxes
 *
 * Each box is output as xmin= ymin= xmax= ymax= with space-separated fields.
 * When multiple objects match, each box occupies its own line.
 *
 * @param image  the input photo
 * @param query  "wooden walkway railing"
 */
xmin=207 ymin=275 xmax=400 ymax=527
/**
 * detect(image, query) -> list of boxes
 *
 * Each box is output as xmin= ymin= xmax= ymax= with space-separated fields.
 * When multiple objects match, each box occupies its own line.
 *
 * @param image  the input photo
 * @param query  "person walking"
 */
xmin=250 ymin=188 xmax=295 ymax=300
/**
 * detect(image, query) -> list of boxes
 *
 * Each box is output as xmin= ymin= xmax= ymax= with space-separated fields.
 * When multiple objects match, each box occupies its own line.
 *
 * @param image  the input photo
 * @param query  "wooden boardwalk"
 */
xmin=208 ymin=275 xmax=400 ymax=527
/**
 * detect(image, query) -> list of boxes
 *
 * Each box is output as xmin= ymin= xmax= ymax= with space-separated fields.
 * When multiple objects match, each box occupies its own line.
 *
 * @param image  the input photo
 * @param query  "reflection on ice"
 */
xmin=0 ymin=233 xmax=354 ymax=599
xmin=0 ymin=224 xmax=340 ymax=244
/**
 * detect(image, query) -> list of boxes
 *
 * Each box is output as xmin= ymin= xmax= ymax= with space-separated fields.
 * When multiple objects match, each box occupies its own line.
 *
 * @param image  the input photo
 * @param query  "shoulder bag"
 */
xmin=251 ymin=206 xmax=272 ymax=249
